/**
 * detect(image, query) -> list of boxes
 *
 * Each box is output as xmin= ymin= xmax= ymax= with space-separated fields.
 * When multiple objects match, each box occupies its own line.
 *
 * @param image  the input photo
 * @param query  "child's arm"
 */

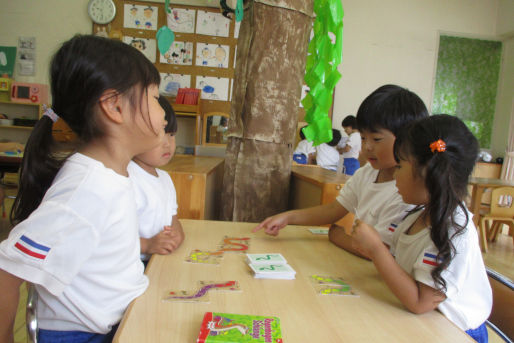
xmin=328 ymin=224 xmax=370 ymax=259
xmin=351 ymin=221 xmax=446 ymax=313
xmin=253 ymin=201 xmax=348 ymax=236
xmin=165 ymin=215 xmax=184 ymax=250
xmin=140 ymin=227 xmax=180 ymax=255
xmin=0 ymin=269 xmax=23 ymax=343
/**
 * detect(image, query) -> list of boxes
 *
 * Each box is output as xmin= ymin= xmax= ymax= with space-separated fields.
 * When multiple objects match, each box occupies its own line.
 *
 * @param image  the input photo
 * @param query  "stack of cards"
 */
xmin=246 ymin=253 xmax=296 ymax=280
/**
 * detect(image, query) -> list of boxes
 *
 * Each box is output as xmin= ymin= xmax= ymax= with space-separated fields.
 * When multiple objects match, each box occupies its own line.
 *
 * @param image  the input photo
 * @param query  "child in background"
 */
xmin=0 ymin=35 xmax=165 ymax=342
xmin=253 ymin=85 xmax=428 ymax=259
xmin=313 ymin=128 xmax=341 ymax=171
xmin=351 ymin=115 xmax=491 ymax=342
xmin=128 ymin=96 xmax=184 ymax=264
xmin=337 ymin=115 xmax=361 ymax=175
xmin=292 ymin=126 xmax=315 ymax=164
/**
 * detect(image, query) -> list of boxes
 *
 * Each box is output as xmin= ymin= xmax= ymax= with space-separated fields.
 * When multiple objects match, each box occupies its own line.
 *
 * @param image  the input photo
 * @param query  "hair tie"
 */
xmin=42 ymin=105 xmax=59 ymax=123
xmin=429 ymin=139 xmax=446 ymax=153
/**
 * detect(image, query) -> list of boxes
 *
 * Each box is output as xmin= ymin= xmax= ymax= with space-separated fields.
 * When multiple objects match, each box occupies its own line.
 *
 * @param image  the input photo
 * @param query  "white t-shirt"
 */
xmin=390 ymin=207 xmax=492 ymax=331
xmin=315 ymin=143 xmax=340 ymax=171
xmin=342 ymin=132 xmax=361 ymax=159
xmin=294 ymin=139 xmax=315 ymax=156
xmin=336 ymin=163 xmax=414 ymax=245
xmin=128 ymin=161 xmax=178 ymax=260
xmin=0 ymin=153 xmax=148 ymax=334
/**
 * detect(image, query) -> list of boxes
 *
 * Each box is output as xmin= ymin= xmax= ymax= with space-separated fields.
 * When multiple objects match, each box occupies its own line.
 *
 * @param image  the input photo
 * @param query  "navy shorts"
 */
xmin=466 ymin=322 xmax=488 ymax=343
xmin=39 ymin=324 xmax=118 ymax=343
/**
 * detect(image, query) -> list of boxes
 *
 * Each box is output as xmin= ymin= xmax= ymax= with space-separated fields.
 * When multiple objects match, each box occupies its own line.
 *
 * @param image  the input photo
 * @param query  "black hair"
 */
xmin=158 ymin=96 xmax=177 ymax=134
xmin=328 ymin=129 xmax=341 ymax=147
xmin=341 ymin=115 xmax=356 ymax=128
xmin=299 ymin=126 xmax=307 ymax=140
xmin=394 ymin=114 xmax=479 ymax=293
xmin=11 ymin=35 xmax=160 ymax=225
xmin=356 ymin=84 xmax=429 ymax=136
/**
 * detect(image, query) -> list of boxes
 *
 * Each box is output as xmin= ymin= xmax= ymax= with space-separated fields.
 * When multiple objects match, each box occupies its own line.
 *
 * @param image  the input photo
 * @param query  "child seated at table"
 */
xmin=293 ymin=126 xmax=315 ymax=164
xmin=253 ymin=85 xmax=428 ymax=258
xmin=337 ymin=115 xmax=361 ymax=175
xmin=351 ymin=115 xmax=492 ymax=343
xmin=128 ymin=96 xmax=184 ymax=264
xmin=313 ymin=129 xmax=341 ymax=171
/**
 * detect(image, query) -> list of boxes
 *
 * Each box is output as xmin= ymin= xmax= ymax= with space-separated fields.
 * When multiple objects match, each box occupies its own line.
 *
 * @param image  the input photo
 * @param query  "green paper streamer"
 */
xmin=156 ymin=26 xmax=175 ymax=56
xmin=303 ymin=0 xmax=344 ymax=146
xmin=235 ymin=0 xmax=244 ymax=22
xmin=165 ymin=0 xmax=171 ymax=13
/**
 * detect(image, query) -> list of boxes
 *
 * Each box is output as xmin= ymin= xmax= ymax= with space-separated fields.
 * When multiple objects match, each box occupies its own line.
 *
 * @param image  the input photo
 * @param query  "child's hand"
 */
xmin=163 ymin=225 xmax=184 ymax=250
xmin=252 ymin=213 xmax=289 ymax=236
xmin=350 ymin=220 xmax=384 ymax=259
xmin=144 ymin=229 xmax=179 ymax=255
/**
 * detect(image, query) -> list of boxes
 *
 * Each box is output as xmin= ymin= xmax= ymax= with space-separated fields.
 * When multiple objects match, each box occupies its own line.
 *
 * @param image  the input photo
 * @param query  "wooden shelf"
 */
xmin=0 ymin=125 xmax=33 ymax=130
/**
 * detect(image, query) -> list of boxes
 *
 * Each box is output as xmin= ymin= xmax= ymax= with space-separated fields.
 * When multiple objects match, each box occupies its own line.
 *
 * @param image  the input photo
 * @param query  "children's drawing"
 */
xmin=159 ymin=41 xmax=193 ymax=65
xmin=159 ymin=73 xmax=191 ymax=97
xmin=167 ymin=8 xmax=195 ymax=33
xmin=123 ymin=4 xmax=158 ymax=30
xmin=196 ymin=76 xmax=229 ymax=101
xmin=196 ymin=11 xmax=230 ymax=37
xmin=122 ymin=36 xmax=156 ymax=63
xmin=234 ymin=21 xmax=241 ymax=38
xmin=196 ymin=43 xmax=229 ymax=68
xmin=163 ymin=280 xmax=240 ymax=303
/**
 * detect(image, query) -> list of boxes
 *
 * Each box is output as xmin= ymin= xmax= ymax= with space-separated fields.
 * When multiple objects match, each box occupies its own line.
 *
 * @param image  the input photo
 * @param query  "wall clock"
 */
xmin=88 ymin=0 xmax=116 ymax=25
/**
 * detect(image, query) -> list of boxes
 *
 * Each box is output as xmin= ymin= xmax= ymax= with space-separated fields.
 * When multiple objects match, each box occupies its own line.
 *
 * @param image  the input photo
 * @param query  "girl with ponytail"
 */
xmin=351 ymin=115 xmax=492 ymax=343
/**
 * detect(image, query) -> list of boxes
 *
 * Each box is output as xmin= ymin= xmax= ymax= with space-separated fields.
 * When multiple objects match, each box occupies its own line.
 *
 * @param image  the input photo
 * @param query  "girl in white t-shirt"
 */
xmin=129 ymin=96 xmax=184 ymax=265
xmin=351 ymin=115 xmax=492 ymax=342
xmin=0 ymin=35 xmax=167 ymax=342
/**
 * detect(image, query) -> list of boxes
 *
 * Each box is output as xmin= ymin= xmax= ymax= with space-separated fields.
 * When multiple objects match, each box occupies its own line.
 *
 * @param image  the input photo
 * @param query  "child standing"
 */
xmin=253 ymin=85 xmax=428 ymax=258
xmin=337 ymin=115 xmax=361 ymax=175
xmin=313 ymin=129 xmax=341 ymax=171
xmin=0 ymin=35 xmax=165 ymax=342
xmin=128 ymin=96 xmax=184 ymax=263
xmin=351 ymin=115 xmax=492 ymax=342
xmin=292 ymin=126 xmax=315 ymax=164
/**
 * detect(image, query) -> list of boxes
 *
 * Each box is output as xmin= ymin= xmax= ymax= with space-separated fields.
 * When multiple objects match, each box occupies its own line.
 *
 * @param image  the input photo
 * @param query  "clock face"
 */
xmin=88 ymin=0 xmax=116 ymax=25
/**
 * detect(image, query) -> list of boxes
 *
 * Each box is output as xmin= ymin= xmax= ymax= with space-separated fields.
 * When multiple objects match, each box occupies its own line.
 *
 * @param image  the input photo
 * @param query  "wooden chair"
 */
xmin=479 ymin=187 xmax=514 ymax=252
xmin=486 ymin=268 xmax=514 ymax=342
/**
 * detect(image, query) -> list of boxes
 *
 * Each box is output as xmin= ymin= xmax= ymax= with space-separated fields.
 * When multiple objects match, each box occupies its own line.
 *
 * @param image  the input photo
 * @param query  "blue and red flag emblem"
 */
xmin=422 ymin=252 xmax=440 ymax=267
xmin=388 ymin=223 xmax=398 ymax=232
xmin=14 ymin=235 xmax=51 ymax=260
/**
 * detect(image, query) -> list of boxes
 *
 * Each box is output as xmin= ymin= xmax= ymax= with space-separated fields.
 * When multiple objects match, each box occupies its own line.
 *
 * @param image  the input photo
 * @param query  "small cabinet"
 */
xmin=0 ymin=99 xmax=44 ymax=144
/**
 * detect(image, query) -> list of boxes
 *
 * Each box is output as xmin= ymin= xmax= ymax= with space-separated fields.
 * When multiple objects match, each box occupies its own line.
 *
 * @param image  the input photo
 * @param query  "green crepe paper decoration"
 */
xmin=302 ymin=0 xmax=344 ymax=146
xmin=156 ymin=0 xmax=174 ymax=56
xmin=235 ymin=0 xmax=244 ymax=22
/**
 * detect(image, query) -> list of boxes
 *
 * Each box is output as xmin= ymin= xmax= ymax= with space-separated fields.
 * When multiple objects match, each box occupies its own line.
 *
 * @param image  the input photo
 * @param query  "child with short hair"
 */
xmin=253 ymin=85 xmax=428 ymax=258
xmin=351 ymin=115 xmax=492 ymax=342
xmin=313 ymin=128 xmax=341 ymax=171
xmin=0 ymin=35 xmax=165 ymax=342
xmin=337 ymin=115 xmax=361 ymax=175
xmin=128 ymin=96 xmax=184 ymax=263
xmin=292 ymin=126 xmax=315 ymax=164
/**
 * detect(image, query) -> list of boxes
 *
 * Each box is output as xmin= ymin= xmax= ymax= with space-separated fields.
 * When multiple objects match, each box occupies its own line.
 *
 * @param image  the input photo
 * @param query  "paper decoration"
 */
xmin=196 ymin=76 xmax=229 ymax=101
xmin=159 ymin=73 xmax=191 ymax=97
xmin=196 ymin=43 xmax=229 ymax=68
xmin=17 ymin=37 xmax=36 ymax=76
xmin=123 ymin=36 xmax=156 ymax=63
xmin=156 ymin=26 xmax=175 ymax=56
xmin=196 ymin=10 xmax=230 ymax=37
xmin=0 ymin=46 xmax=17 ymax=77
xmin=302 ymin=0 xmax=344 ymax=146
xmin=159 ymin=41 xmax=193 ymax=65
xmin=123 ymin=4 xmax=158 ymax=30
xmin=167 ymin=8 xmax=196 ymax=33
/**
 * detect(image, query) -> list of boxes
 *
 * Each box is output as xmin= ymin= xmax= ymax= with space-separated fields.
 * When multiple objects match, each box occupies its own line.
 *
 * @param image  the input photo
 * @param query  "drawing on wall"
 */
xmin=234 ymin=21 xmax=240 ymax=38
xmin=196 ymin=43 xmax=229 ymax=68
xmin=124 ymin=4 xmax=158 ymax=30
xmin=167 ymin=8 xmax=195 ymax=33
xmin=196 ymin=76 xmax=229 ymax=101
xmin=159 ymin=41 xmax=193 ymax=65
xmin=196 ymin=11 xmax=230 ymax=37
xmin=123 ymin=36 xmax=156 ymax=63
xmin=159 ymin=73 xmax=191 ymax=97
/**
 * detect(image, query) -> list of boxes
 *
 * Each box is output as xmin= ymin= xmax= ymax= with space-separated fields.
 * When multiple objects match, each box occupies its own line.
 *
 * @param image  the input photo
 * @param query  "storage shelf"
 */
xmin=0 ymin=125 xmax=33 ymax=130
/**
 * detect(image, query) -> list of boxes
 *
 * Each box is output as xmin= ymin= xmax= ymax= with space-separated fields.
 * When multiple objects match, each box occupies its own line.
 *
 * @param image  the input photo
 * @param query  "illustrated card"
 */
xmin=317 ymin=286 xmax=359 ymax=297
xmin=217 ymin=236 xmax=250 ymax=253
xmin=308 ymin=228 xmax=329 ymax=235
xmin=185 ymin=249 xmax=223 ymax=265
xmin=163 ymin=289 xmax=210 ymax=303
xmin=249 ymin=263 xmax=295 ymax=275
xmin=246 ymin=253 xmax=287 ymax=265
xmin=310 ymin=274 xmax=349 ymax=286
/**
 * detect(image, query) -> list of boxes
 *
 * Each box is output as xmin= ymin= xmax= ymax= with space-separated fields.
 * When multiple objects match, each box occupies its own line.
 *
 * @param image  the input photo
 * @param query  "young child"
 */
xmin=0 ymin=35 xmax=166 ymax=342
xmin=292 ymin=126 xmax=315 ymax=164
xmin=253 ymin=85 xmax=428 ymax=258
xmin=337 ymin=115 xmax=361 ymax=175
xmin=128 ymin=96 xmax=184 ymax=264
xmin=351 ymin=115 xmax=492 ymax=342
xmin=313 ymin=128 xmax=341 ymax=171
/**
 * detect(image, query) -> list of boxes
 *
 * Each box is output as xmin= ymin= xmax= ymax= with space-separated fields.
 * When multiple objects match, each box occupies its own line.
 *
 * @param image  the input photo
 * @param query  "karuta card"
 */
xmin=246 ymin=253 xmax=287 ymax=265
xmin=309 ymin=228 xmax=329 ymax=235
xmin=197 ymin=280 xmax=241 ymax=292
xmin=310 ymin=274 xmax=349 ymax=286
xmin=185 ymin=250 xmax=223 ymax=265
xmin=317 ymin=285 xmax=359 ymax=297
xmin=163 ymin=289 xmax=210 ymax=303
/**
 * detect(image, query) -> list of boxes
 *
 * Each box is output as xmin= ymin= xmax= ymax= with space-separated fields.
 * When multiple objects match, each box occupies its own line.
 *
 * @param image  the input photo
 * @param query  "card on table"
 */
xmin=245 ymin=253 xmax=287 ymax=265
xmin=309 ymin=228 xmax=329 ymax=235
xmin=249 ymin=263 xmax=296 ymax=280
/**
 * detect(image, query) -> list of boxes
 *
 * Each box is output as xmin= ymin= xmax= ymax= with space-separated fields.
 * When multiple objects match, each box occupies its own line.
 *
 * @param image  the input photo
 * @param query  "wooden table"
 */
xmin=160 ymin=155 xmax=224 ymax=220
xmin=469 ymin=177 xmax=514 ymax=226
xmin=114 ymin=219 xmax=471 ymax=342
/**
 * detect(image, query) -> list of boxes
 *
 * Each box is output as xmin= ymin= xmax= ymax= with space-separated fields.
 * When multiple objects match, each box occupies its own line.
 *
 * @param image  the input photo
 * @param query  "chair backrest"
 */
xmin=490 ymin=187 xmax=514 ymax=217
xmin=486 ymin=268 xmax=514 ymax=342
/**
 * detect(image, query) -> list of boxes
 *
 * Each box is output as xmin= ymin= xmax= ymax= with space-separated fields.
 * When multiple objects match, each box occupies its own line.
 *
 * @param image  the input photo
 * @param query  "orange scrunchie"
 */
xmin=429 ymin=139 xmax=446 ymax=153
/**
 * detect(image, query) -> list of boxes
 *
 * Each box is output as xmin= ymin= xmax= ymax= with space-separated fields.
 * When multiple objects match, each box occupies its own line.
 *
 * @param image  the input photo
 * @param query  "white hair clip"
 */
xmin=42 ymin=105 xmax=59 ymax=123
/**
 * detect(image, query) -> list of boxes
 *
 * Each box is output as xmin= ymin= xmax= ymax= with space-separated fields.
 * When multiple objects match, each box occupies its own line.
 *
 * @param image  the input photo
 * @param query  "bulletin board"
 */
xmin=93 ymin=0 xmax=239 ymax=114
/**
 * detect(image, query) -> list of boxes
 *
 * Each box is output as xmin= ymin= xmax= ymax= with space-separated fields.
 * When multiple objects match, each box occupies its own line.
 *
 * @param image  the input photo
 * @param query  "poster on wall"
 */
xmin=195 ymin=43 xmax=229 ymax=68
xmin=159 ymin=41 xmax=193 ymax=65
xmin=159 ymin=73 xmax=191 ymax=97
xmin=122 ymin=36 xmax=156 ymax=63
xmin=167 ymin=8 xmax=195 ymax=33
xmin=0 ymin=46 xmax=16 ymax=77
xmin=196 ymin=76 xmax=229 ymax=101
xmin=196 ymin=11 xmax=230 ymax=37
xmin=124 ymin=4 xmax=158 ymax=30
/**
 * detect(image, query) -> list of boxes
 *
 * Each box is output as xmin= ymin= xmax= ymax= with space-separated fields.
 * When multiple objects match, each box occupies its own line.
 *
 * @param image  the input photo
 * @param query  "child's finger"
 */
xmin=252 ymin=221 xmax=266 ymax=232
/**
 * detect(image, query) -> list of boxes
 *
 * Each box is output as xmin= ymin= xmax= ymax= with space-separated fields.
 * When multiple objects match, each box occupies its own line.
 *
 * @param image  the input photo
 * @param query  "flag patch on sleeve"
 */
xmin=14 ymin=235 xmax=51 ymax=260
xmin=422 ymin=252 xmax=440 ymax=266
xmin=388 ymin=223 xmax=398 ymax=232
